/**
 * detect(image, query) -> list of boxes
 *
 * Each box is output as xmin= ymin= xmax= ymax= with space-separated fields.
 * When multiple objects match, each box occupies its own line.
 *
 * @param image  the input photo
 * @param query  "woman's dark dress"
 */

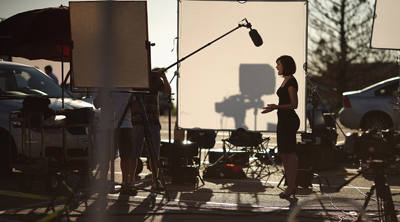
xmin=276 ymin=77 xmax=300 ymax=153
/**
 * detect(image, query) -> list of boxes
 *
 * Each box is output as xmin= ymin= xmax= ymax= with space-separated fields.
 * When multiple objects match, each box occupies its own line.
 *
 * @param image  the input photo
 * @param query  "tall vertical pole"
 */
xmin=175 ymin=0 xmax=180 ymax=132
xmin=397 ymin=54 xmax=400 ymax=130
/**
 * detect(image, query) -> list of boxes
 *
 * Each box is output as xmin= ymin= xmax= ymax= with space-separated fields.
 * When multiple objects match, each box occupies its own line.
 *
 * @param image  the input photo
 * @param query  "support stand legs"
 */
xmin=356 ymin=171 xmax=397 ymax=222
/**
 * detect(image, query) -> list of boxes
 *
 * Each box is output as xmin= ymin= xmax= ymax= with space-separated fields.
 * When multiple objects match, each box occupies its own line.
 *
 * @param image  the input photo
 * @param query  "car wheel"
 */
xmin=361 ymin=113 xmax=392 ymax=131
xmin=45 ymin=173 xmax=61 ymax=192
xmin=18 ymin=174 xmax=34 ymax=191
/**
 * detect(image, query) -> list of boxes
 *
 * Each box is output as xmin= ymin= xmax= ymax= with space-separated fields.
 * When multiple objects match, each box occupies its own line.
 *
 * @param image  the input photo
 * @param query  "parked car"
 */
xmin=64 ymin=83 xmax=93 ymax=103
xmin=339 ymin=76 xmax=399 ymax=130
xmin=0 ymin=60 xmax=98 ymax=179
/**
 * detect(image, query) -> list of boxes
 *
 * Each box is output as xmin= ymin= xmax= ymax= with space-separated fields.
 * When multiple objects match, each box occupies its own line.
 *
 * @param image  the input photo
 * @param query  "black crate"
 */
xmin=159 ymin=142 xmax=199 ymax=158
xmin=171 ymin=166 xmax=199 ymax=184
xmin=301 ymin=129 xmax=338 ymax=146
xmin=297 ymin=144 xmax=340 ymax=171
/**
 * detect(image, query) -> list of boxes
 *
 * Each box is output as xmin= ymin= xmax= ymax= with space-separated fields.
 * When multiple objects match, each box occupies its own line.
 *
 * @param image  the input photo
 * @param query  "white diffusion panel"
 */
xmin=70 ymin=1 xmax=150 ymax=89
xmin=177 ymin=0 xmax=307 ymax=132
xmin=371 ymin=0 xmax=400 ymax=50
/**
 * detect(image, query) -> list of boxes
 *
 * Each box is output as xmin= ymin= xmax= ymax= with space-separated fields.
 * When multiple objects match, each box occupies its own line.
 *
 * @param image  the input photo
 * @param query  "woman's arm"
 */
xmin=262 ymin=86 xmax=298 ymax=113
xmin=286 ymin=86 xmax=298 ymax=109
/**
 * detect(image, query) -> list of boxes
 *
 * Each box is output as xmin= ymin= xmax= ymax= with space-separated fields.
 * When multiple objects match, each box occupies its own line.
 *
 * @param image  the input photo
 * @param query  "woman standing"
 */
xmin=262 ymin=55 xmax=300 ymax=199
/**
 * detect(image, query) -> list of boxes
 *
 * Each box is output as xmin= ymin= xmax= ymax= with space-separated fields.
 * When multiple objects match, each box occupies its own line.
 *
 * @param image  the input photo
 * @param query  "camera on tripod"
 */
xmin=344 ymin=129 xmax=400 ymax=162
xmin=341 ymin=129 xmax=400 ymax=221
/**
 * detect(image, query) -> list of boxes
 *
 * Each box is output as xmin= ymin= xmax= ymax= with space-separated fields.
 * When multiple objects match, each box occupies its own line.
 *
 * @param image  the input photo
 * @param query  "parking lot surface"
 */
xmin=1 ymin=116 xmax=399 ymax=222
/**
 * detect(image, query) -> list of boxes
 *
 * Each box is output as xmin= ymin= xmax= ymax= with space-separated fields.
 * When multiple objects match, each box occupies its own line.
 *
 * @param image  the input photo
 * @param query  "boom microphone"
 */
xmin=249 ymin=29 xmax=263 ymax=47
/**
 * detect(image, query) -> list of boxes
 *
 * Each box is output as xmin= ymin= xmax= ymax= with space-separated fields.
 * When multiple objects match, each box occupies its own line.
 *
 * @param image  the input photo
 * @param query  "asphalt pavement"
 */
xmin=1 ymin=116 xmax=400 ymax=222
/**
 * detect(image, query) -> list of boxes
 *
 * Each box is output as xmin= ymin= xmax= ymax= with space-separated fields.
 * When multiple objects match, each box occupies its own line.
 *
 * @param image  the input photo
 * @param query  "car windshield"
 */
xmin=0 ymin=65 xmax=71 ymax=98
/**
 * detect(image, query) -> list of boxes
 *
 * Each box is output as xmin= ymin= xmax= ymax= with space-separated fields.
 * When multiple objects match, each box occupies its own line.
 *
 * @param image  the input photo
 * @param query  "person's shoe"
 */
xmin=119 ymin=182 xmax=137 ymax=196
xmin=151 ymin=180 xmax=165 ymax=191
xmin=279 ymin=187 xmax=297 ymax=199
xmin=120 ymin=188 xmax=137 ymax=196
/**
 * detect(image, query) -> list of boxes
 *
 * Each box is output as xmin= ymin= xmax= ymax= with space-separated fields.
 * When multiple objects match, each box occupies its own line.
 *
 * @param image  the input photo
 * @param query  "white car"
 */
xmin=0 ymin=60 xmax=98 ymax=184
xmin=339 ymin=76 xmax=399 ymax=130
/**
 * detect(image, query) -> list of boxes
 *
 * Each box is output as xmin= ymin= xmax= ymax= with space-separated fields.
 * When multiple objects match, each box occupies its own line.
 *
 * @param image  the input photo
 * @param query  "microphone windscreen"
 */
xmin=249 ymin=29 xmax=263 ymax=47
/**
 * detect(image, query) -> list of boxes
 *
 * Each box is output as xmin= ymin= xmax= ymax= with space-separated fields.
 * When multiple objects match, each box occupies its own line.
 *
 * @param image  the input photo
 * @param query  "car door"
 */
xmin=375 ymin=81 xmax=400 ymax=129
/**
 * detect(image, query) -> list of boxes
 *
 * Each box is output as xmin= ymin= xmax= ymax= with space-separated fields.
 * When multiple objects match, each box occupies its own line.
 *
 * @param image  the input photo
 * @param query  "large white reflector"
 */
xmin=70 ymin=1 xmax=150 ymax=89
xmin=177 ymin=0 xmax=307 ymax=132
xmin=371 ymin=0 xmax=400 ymax=50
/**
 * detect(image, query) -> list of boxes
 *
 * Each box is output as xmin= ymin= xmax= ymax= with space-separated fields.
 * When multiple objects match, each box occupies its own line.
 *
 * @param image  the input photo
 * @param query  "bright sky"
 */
xmin=0 ymin=0 xmax=179 ymax=95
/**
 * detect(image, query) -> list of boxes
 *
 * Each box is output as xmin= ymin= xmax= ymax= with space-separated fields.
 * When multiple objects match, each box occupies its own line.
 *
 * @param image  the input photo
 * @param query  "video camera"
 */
xmin=344 ymin=129 xmax=400 ymax=162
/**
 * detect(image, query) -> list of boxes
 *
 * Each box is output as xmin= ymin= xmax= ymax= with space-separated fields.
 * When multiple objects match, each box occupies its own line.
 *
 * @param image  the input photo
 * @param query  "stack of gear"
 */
xmin=19 ymin=96 xmax=55 ymax=127
xmin=160 ymin=141 xmax=200 ymax=184
xmin=228 ymin=127 xmax=262 ymax=147
xmin=203 ymin=163 xmax=247 ymax=179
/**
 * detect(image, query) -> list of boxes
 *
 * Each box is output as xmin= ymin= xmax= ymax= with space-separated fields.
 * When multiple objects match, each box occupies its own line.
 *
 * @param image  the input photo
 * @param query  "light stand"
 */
xmin=105 ymin=92 xmax=170 ymax=203
xmin=306 ymin=84 xmax=331 ymax=190
xmin=305 ymin=70 xmax=346 ymax=139
xmin=395 ymin=55 xmax=400 ymax=130
xmin=167 ymin=92 xmax=174 ymax=143
xmin=92 ymin=39 xmax=171 ymax=205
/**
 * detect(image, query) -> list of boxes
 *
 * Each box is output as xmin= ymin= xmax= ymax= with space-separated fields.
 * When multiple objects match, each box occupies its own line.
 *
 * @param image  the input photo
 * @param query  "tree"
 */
xmin=307 ymin=0 xmax=397 ymax=110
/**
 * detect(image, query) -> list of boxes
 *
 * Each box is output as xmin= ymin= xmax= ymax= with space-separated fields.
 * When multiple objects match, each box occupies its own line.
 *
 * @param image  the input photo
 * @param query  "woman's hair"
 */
xmin=276 ymin=55 xmax=296 ymax=76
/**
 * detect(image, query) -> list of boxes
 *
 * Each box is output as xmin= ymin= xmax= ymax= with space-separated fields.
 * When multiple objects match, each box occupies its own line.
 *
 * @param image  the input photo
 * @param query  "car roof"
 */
xmin=361 ymin=76 xmax=399 ymax=91
xmin=0 ymin=60 xmax=35 ymax=68
xmin=343 ymin=76 xmax=399 ymax=96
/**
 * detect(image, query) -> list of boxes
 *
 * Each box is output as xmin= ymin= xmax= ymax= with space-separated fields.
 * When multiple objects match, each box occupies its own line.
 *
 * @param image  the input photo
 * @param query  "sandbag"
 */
xmin=203 ymin=163 xmax=247 ymax=179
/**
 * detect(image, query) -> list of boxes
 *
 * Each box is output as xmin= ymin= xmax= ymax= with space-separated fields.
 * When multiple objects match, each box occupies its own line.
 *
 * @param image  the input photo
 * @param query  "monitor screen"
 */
xmin=308 ymin=109 xmax=326 ymax=129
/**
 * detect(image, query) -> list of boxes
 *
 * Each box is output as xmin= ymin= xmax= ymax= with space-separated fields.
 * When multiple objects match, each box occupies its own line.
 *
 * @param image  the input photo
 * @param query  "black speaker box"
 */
xmin=159 ymin=142 xmax=198 ymax=159
xmin=171 ymin=165 xmax=198 ymax=184
xmin=301 ymin=129 xmax=338 ymax=146
xmin=323 ymin=113 xmax=336 ymax=128
xmin=296 ymin=145 xmax=314 ymax=169
xmin=283 ymin=169 xmax=313 ymax=188
xmin=296 ymin=169 xmax=313 ymax=188
xmin=315 ymin=147 xmax=340 ymax=171
xmin=297 ymin=144 xmax=339 ymax=171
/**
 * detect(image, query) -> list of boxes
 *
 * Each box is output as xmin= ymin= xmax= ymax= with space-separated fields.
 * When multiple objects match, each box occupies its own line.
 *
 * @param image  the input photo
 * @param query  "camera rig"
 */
xmin=344 ymin=129 xmax=400 ymax=163
xmin=340 ymin=129 xmax=400 ymax=221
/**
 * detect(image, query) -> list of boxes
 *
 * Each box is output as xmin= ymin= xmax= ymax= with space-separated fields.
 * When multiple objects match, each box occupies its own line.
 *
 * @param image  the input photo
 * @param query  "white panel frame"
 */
xmin=370 ymin=0 xmax=400 ymax=50
xmin=177 ymin=0 xmax=308 ymax=132
xmin=70 ymin=1 xmax=151 ymax=89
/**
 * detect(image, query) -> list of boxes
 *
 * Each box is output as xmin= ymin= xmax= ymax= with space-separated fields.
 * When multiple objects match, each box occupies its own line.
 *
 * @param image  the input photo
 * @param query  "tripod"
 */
xmin=336 ymin=161 xmax=398 ymax=222
xmin=96 ymin=92 xmax=170 ymax=205
xmin=127 ymin=93 xmax=169 ymax=198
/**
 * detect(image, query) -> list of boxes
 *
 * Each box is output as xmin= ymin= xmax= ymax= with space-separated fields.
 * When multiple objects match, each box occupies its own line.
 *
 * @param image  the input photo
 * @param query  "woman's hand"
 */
xmin=261 ymin=104 xmax=277 ymax=114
